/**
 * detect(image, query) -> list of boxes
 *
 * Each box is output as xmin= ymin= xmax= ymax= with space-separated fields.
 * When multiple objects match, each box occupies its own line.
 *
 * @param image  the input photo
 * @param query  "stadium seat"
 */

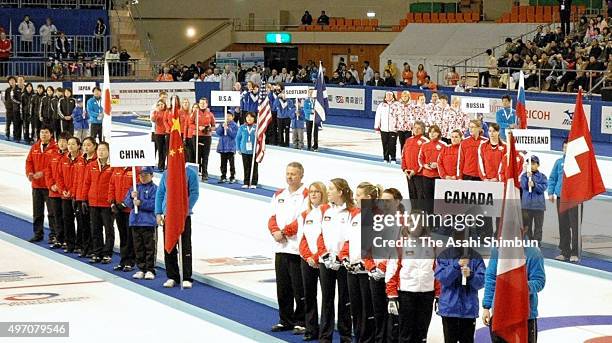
xmin=519 ymin=6 xmax=528 ymax=16
xmin=472 ymin=12 xmax=479 ymax=22
xmin=527 ymin=6 xmax=535 ymax=16
xmin=511 ymin=13 xmax=519 ymax=22
xmin=370 ymin=19 xmax=378 ymax=26
xmin=415 ymin=13 xmax=423 ymax=23
xmin=519 ymin=13 xmax=527 ymax=22
xmin=511 ymin=6 xmax=519 ymax=16
xmin=527 ymin=14 xmax=535 ymax=23
xmin=337 ymin=18 xmax=345 ymax=26
xmin=330 ymin=18 xmax=337 ymax=26
xmin=407 ymin=13 xmax=414 ymax=23
xmin=439 ymin=13 xmax=447 ymax=23
xmin=502 ymin=13 xmax=511 ymax=23
xmin=431 ymin=13 xmax=439 ymax=23
xmin=535 ymin=6 xmax=544 ymax=16
xmin=543 ymin=6 xmax=552 ymax=16
xmin=400 ymin=19 xmax=408 ymax=27
xmin=347 ymin=25 xmax=356 ymax=31
xmin=456 ymin=13 xmax=465 ymax=23
xmin=447 ymin=13 xmax=456 ymax=22
xmin=345 ymin=19 xmax=353 ymax=26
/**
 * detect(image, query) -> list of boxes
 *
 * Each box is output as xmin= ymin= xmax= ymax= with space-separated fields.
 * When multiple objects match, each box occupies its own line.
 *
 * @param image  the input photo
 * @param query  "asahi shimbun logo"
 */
xmin=0 ymin=292 xmax=89 ymax=306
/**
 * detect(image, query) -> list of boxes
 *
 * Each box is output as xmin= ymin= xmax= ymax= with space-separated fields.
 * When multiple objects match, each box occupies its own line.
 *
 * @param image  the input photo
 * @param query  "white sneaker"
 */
xmin=569 ymin=255 xmax=579 ymax=262
xmin=241 ymin=184 xmax=249 ymax=189
xmin=132 ymin=271 xmax=144 ymax=279
xmin=182 ymin=280 xmax=193 ymax=289
xmin=249 ymin=185 xmax=257 ymax=189
xmin=144 ymin=271 xmax=155 ymax=280
xmin=554 ymin=254 xmax=566 ymax=261
xmin=163 ymin=279 xmax=176 ymax=288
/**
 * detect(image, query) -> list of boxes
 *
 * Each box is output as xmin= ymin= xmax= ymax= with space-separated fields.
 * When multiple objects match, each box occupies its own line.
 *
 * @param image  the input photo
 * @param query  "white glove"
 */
xmin=329 ymin=255 xmax=341 ymax=271
xmin=350 ymin=262 xmax=365 ymax=273
xmin=388 ymin=298 xmax=399 ymax=315
xmin=341 ymin=258 xmax=351 ymax=270
xmin=368 ymin=267 xmax=385 ymax=281
xmin=318 ymin=252 xmax=330 ymax=264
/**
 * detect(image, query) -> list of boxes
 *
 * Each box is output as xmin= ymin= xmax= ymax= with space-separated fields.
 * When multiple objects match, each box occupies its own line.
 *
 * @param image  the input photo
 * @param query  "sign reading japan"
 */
xmin=109 ymin=130 xmax=156 ymax=167
xmin=512 ymin=129 xmax=551 ymax=151
xmin=211 ymin=91 xmax=241 ymax=107
xmin=434 ymin=179 xmax=504 ymax=217
xmin=284 ymin=86 xmax=310 ymax=99
xmin=460 ymin=97 xmax=490 ymax=113
xmin=72 ymin=82 xmax=97 ymax=95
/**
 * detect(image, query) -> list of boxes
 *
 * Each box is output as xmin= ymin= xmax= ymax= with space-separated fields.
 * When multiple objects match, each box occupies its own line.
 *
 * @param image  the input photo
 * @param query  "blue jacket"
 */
xmin=495 ymin=107 xmax=516 ymax=140
xmin=273 ymin=97 xmax=295 ymax=119
xmin=483 ymin=247 xmax=546 ymax=319
xmin=215 ymin=121 xmax=238 ymax=153
xmin=240 ymin=91 xmax=259 ymax=113
xmin=236 ymin=123 xmax=257 ymax=154
xmin=154 ymin=166 xmax=200 ymax=215
xmin=124 ymin=181 xmax=158 ymax=227
xmin=290 ymin=105 xmax=305 ymax=129
xmin=72 ymin=106 xmax=89 ymax=130
xmin=86 ymin=97 xmax=103 ymax=124
xmin=520 ymin=171 xmax=548 ymax=210
xmin=302 ymin=98 xmax=322 ymax=125
xmin=435 ymin=248 xmax=486 ymax=319
xmin=547 ymin=156 xmax=564 ymax=197
xmin=268 ymin=92 xmax=278 ymax=113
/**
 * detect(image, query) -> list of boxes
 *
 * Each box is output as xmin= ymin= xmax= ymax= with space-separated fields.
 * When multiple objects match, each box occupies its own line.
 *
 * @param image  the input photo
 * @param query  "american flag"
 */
xmin=255 ymin=79 xmax=272 ymax=163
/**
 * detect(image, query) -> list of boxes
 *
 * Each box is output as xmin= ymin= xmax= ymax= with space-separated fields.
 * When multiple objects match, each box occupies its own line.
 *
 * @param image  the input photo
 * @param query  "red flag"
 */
xmin=492 ymin=131 xmax=530 ymax=342
xmin=559 ymin=90 xmax=605 ymax=212
xmin=515 ymin=71 xmax=527 ymax=129
xmin=164 ymin=96 xmax=189 ymax=253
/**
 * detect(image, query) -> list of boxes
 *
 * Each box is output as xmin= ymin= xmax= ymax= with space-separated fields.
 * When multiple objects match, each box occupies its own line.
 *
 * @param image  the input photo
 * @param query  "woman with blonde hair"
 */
xmin=297 ymin=181 xmax=329 ymax=341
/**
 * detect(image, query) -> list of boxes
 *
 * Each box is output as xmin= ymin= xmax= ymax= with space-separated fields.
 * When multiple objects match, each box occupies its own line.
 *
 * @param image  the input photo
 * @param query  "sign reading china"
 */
xmin=109 ymin=130 xmax=156 ymax=167
xmin=72 ymin=82 xmax=97 ymax=95
xmin=210 ymin=91 xmax=241 ymax=107
xmin=512 ymin=129 xmax=551 ymax=151
xmin=434 ymin=179 xmax=504 ymax=217
xmin=461 ymin=97 xmax=490 ymax=113
xmin=285 ymin=86 xmax=310 ymax=99
xmin=326 ymin=87 xmax=365 ymax=111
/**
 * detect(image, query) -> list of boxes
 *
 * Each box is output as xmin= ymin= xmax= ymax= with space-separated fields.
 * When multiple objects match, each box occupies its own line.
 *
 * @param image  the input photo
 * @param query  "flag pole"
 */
xmin=132 ymin=166 xmax=138 ymax=214
xmin=178 ymin=238 xmax=184 ymax=289
xmin=249 ymin=115 xmax=259 ymax=187
xmin=194 ymin=107 xmax=199 ymax=171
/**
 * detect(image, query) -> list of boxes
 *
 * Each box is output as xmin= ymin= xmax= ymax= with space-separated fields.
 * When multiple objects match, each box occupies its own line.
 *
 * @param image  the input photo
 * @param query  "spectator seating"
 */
xmin=496 ymin=5 xmax=586 ymax=23
xmin=298 ymin=18 xmax=378 ymax=32
xmin=392 ymin=11 xmax=481 ymax=31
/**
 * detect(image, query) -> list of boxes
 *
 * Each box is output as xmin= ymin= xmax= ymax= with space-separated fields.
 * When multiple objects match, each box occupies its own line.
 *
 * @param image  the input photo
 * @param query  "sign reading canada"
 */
xmin=434 ymin=179 xmax=504 ymax=217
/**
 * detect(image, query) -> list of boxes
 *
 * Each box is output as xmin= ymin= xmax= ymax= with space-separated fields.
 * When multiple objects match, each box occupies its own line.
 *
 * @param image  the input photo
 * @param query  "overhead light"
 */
xmin=186 ymin=27 xmax=196 ymax=38
xmin=367 ymin=12 xmax=376 ymax=18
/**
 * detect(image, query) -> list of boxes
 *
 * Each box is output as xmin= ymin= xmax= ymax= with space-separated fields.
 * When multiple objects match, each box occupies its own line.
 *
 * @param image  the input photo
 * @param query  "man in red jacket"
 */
xmin=401 ymin=120 xmax=428 ymax=210
xmin=45 ymin=133 xmax=68 ymax=249
xmin=458 ymin=119 xmax=488 ymax=180
xmin=25 ymin=126 xmax=57 ymax=242
xmin=108 ymin=166 xmax=140 ymax=271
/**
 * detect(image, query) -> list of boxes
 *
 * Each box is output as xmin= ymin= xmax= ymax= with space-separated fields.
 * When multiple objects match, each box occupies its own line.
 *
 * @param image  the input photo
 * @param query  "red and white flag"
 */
xmin=492 ymin=131 xmax=530 ymax=342
xmin=559 ymin=89 xmax=605 ymax=212
xmin=515 ymin=71 xmax=527 ymax=129
xmin=101 ymin=60 xmax=113 ymax=141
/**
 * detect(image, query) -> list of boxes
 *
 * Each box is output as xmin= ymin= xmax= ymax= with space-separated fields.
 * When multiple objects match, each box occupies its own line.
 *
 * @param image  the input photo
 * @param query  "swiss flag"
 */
xmin=559 ymin=90 xmax=605 ymax=212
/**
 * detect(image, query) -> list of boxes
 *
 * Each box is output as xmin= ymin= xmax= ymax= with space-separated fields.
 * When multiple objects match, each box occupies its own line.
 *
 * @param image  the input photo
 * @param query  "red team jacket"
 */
xmin=45 ymin=150 xmax=67 ymax=198
xmin=458 ymin=135 xmax=488 ymax=179
xmin=82 ymin=160 xmax=113 ymax=207
xmin=152 ymin=110 xmax=172 ymax=135
xmin=25 ymin=140 xmax=58 ymax=189
xmin=194 ymin=109 xmax=216 ymax=137
xmin=298 ymin=204 xmax=331 ymax=261
xmin=437 ymin=144 xmax=460 ymax=179
xmin=478 ymin=140 xmax=506 ymax=181
xmin=75 ymin=154 xmax=97 ymax=201
xmin=402 ymin=134 xmax=429 ymax=174
xmin=418 ymin=139 xmax=445 ymax=178
xmin=56 ymin=153 xmax=81 ymax=199
xmin=179 ymin=109 xmax=195 ymax=139
xmin=108 ymin=167 xmax=141 ymax=212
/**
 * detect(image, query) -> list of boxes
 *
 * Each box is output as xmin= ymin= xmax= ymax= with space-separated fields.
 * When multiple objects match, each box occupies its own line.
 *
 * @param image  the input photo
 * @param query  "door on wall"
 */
xmin=332 ymin=54 xmax=348 ymax=73
xmin=263 ymin=46 xmax=298 ymax=74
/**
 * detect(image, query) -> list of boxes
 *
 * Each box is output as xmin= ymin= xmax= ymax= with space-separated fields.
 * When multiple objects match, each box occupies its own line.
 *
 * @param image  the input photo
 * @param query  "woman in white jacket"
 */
xmin=316 ymin=178 xmax=358 ymax=343
xmin=374 ymin=91 xmax=399 ymax=163
xmin=297 ymin=181 xmax=329 ymax=341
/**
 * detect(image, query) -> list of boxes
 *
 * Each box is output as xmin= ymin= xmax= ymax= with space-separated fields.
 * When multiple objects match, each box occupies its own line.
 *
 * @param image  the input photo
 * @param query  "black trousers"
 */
xmin=522 ymin=209 xmax=544 ymax=244
xmin=479 ymin=71 xmax=491 ymax=87
xmin=23 ymin=117 xmax=31 ymax=142
xmin=380 ymin=131 xmax=398 ymax=162
xmin=398 ymin=131 xmax=412 ymax=153
xmin=398 ymin=290 xmax=434 ymax=343
xmin=407 ymin=175 xmax=425 ymax=210
xmin=301 ymin=260 xmax=320 ymax=336
xmin=267 ymin=111 xmax=278 ymax=145
xmin=275 ymin=253 xmax=305 ymax=328
xmin=89 ymin=206 xmax=114 ymax=258
xmin=348 ymin=273 xmax=375 ymax=343
xmin=13 ymin=113 xmax=23 ymax=141
xmin=370 ymin=278 xmax=398 ymax=343
xmin=21 ymin=40 xmax=32 ymax=55
xmin=197 ymin=136 xmax=211 ymax=178
xmin=306 ymin=120 xmax=319 ymax=150
xmin=75 ymin=201 xmax=91 ymax=254
xmin=49 ymin=197 xmax=64 ymax=243
xmin=90 ymin=123 xmax=103 ymax=142
xmin=557 ymin=199 xmax=580 ymax=257
xmin=61 ymin=119 xmax=74 ymax=136
xmin=319 ymin=264 xmax=352 ymax=343
xmin=115 ymin=211 xmax=135 ymax=266
xmin=32 ymin=188 xmax=54 ymax=239
xmin=277 ymin=117 xmax=291 ymax=147
xmin=164 ymin=216 xmax=192 ymax=282
xmin=184 ymin=137 xmax=195 ymax=163
xmin=155 ymin=134 xmax=168 ymax=170
xmin=61 ymin=199 xmax=76 ymax=250
xmin=241 ymin=153 xmax=258 ymax=185
xmin=132 ymin=226 xmax=156 ymax=273
xmin=5 ymin=112 xmax=13 ymax=140
xmin=52 ymin=119 xmax=62 ymax=141
xmin=442 ymin=317 xmax=476 ymax=343
xmin=560 ymin=10 xmax=571 ymax=36
xmin=490 ymin=318 xmax=538 ymax=343
xmin=220 ymin=152 xmax=236 ymax=179
xmin=422 ymin=176 xmax=438 ymax=214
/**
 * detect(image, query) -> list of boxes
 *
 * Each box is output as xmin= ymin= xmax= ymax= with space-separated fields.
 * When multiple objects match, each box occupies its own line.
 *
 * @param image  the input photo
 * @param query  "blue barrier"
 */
xmin=1 ymin=8 xmax=109 ymax=36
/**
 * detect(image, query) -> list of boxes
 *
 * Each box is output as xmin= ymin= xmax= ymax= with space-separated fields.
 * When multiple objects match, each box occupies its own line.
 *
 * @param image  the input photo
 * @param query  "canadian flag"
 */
xmin=101 ymin=60 xmax=113 ymax=141
xmin=559 ymin=89 xmax=605 ymax=212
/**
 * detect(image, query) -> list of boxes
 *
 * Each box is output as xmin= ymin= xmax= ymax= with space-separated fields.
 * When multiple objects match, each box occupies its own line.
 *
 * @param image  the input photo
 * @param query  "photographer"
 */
xmin=195 ymin=97 xmax=215 ymax=181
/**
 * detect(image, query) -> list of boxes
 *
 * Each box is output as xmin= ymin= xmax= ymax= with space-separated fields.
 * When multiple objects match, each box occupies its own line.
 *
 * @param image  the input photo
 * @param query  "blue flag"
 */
xmin=314 ymin=62 xmax=328 ymax=122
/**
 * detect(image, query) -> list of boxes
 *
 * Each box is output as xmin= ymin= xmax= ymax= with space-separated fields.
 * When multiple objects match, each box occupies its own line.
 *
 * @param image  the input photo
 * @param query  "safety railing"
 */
xmin=434 ymin=63 xmax=611 ymax=94
xmin=0 ymin=59 xmax=141 ymax=80
xmin=4 ymin=34 xmax=111 ymax=58
xmin=0 ymin=0 xmax=107 ymax=8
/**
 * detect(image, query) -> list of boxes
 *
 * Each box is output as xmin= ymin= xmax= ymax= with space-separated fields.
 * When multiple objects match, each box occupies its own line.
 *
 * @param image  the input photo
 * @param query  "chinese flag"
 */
xmin=164 ymin=96 xmax=189 ymax=253
xmin=559 ymin=90 xmax=605 ymax=212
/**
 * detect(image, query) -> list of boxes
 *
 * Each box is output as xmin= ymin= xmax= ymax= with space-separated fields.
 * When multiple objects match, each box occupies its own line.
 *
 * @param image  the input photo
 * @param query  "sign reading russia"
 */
xmin=461 ymin=97 xmax=490 ymax=113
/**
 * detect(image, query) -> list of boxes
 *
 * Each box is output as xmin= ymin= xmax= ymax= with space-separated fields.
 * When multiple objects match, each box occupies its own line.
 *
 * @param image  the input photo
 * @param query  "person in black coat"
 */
xmin=301 ymin=11 xmax=313 ymax=25
xmin=317 ymin=11 xmax=330 ymax=25
xmin=31 ymin=84 xmax=44 ymax=141
xmin=367 ymin=72 xmax=385 ymax=86
xmin=559 ymin=0 xmax=572 ymax=36
xmin=383 ymin=70 xmax=396 ymax=87
xmin=20 ymin=83 xmax=35 ymax=143
xmin=59 ymin=88 xmax=76 ymax=136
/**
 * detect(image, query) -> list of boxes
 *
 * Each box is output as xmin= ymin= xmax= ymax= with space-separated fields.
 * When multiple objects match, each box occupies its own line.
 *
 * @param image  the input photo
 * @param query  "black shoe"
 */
xmin=28 ymin=236 xmax=43 ymax=243
xmin=50 ymin=242 xmax=62 ymax=249
xmin=303 ymin=333 xmax=316 ymax=341
xmin=218 ymin=178 xmax=227 ymax=184
xmin=122 ymin=265 xmax=134 ymax=272
xmin=292 ymin=326 xmax=306 ymax=335
xmin=89 ymin=256 xmax=101 ymax=264
xmin=47 ymin=237 xmax=57 ymax=245
xmin=101 ymin=256 xmax=112 ymax=264
xmin=271 ymin=324 xmax=292 ymax=332
xmin=113 ymin=264 xmax=124 ymax=271
xmin=74 ymin=248 xmax=82 ymax=255
xmin=229 ymin=178 xmax=236 ymax=184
